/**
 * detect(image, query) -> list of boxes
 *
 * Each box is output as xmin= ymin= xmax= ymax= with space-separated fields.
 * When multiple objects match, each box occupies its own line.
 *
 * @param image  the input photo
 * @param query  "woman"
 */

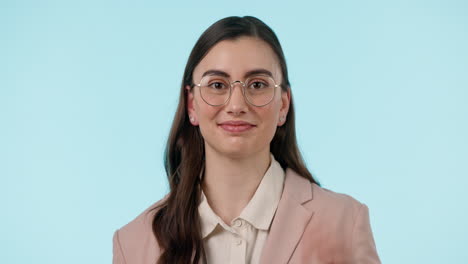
xmin=113 ymin=16 xmax=381 ymax=264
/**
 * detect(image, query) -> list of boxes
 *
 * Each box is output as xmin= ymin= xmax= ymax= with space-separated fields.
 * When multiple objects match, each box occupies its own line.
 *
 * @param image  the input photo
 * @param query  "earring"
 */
xmin=190 ymin=116 xmax=195 ymax=122
xmin=280 ymin=116 xmax=285 ymax=122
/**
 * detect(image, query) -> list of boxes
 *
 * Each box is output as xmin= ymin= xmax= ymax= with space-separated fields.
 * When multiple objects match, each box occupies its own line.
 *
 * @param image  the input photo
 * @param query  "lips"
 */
xmin=218 ymin=120 xmax=256 ymax=133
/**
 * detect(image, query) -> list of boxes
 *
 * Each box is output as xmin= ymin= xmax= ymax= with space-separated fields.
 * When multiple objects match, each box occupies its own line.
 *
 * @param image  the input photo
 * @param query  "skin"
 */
xmin=186 ymin=36 xmax=291 ymax=224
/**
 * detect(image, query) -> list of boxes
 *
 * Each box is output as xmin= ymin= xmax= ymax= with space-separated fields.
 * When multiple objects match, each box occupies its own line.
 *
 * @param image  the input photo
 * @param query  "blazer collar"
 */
xmin=259 ymin=168 xmax=315 ymax=264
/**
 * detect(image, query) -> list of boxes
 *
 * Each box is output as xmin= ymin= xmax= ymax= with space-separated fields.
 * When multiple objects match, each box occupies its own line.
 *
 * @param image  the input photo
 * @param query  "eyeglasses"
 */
xmin=193 ymin=74 xmax=281 ymax=107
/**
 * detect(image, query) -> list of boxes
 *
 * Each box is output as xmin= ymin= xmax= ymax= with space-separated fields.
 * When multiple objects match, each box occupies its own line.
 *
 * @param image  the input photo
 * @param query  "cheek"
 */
xmin=264 ymin=99 xmax=282 ymax=121
xmin=194 ymin=97 xmax=219 ymax=124
xmin=258 ymin=105 xmax=281 ymax=130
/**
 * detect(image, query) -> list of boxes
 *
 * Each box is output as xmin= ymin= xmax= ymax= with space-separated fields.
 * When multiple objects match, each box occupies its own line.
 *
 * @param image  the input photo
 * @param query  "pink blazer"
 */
xmin=113 ymin=168 xmax=381 ymax=263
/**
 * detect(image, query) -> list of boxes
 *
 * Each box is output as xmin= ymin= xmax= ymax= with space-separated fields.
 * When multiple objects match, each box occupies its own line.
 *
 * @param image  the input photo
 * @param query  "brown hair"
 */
xmin=151 ymin=16 xmax=320 ymax=264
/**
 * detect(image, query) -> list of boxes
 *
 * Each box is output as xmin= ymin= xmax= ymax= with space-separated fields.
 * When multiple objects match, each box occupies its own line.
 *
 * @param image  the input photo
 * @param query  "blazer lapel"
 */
xmin=260 ymin=169 xmax=315 ymax=264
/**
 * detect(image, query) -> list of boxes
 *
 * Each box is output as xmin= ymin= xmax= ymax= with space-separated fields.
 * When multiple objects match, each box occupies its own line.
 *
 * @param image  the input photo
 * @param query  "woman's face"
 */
xmin=187 ymin=36 xmax=290 ymax=159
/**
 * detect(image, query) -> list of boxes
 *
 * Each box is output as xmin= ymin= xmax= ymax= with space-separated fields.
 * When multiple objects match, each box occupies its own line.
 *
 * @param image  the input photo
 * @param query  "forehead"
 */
xmin=193 ymin=36 xmax=281 ymax=82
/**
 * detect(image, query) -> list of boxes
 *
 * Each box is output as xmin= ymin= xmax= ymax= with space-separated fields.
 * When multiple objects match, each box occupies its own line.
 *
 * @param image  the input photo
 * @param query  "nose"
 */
xmin=226 ymin=81 xmax=248 ymax=115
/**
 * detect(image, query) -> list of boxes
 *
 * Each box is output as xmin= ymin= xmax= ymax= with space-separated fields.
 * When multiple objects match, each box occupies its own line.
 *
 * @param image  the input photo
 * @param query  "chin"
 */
xmin=219 ymin=145 xmax=249 ymax=157
xmin=219 ymin=141 xmax=267 ymax=159
xmin=206 ymin=140 xmax=253 ymax=159
xmin=204 ymin=134 xmax=268 ymax=159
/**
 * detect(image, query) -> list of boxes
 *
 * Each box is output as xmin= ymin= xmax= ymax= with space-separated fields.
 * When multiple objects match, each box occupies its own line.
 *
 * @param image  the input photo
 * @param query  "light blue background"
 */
xmin=2 ymin=0 xmax=467 ymax=263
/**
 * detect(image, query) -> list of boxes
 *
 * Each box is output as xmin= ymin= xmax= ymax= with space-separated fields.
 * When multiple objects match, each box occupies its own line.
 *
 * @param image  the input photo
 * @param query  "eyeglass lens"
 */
xmin=199 ymin=75 xmax=276 ymax=106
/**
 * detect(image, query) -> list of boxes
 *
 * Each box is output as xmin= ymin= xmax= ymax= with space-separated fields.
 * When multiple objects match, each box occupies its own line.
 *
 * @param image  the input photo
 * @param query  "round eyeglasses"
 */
xmin=193 ymin=74 xmax=281 ymax=107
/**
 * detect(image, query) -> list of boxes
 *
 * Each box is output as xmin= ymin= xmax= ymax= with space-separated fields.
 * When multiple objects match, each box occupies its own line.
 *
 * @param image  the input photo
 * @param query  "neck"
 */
xmin=201 ymin=147 xmax=271 ymax=224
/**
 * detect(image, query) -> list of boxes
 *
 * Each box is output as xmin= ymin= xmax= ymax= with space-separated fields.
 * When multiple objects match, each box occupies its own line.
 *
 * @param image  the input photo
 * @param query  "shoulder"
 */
xmin=117 ymin=197 xmax=165 ymax=240
xmin=285 ymin=168 xmax=364 ymax=214
xmin=306 ymin=182 xmax=370 ymax=236
xmin=113 ymin=196 xmax=168 ymax=264
xmin=310 ymin=182 xmax=364 ymax=214
xmin=283 ymin=168 xmax=369 ymax=234
xmin=281 ymin=169 xmax=380 ymax=262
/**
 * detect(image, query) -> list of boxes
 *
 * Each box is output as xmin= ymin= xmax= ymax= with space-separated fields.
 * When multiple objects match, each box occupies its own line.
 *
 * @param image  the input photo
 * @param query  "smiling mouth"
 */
xmin=219 ymin=124 xmax=255 ymax=133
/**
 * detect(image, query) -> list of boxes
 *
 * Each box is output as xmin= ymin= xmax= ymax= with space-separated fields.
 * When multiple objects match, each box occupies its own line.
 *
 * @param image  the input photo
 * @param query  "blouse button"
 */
xmin=234 ymin=219 xmax=242 ymax=227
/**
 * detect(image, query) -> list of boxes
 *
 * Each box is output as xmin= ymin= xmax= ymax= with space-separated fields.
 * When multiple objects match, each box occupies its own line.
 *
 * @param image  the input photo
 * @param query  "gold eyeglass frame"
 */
xmin=192 ymin=75 xmax=281 ymax=107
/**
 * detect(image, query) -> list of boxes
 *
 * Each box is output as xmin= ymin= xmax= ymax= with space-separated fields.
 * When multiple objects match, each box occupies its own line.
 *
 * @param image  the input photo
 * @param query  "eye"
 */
xmin=249 ymin=81 xmax=268 ymax=89
xmin=209 ymin=82 xmax=227 ymax=90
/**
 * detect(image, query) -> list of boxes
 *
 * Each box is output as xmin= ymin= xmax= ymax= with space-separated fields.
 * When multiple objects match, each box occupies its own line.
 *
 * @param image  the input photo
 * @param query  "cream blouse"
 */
xmin=198 ymin=154 xmax=285 ymax=264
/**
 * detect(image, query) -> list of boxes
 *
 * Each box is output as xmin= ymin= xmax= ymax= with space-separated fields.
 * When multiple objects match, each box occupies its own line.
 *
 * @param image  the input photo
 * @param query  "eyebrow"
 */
xmin=201 ymin=68 xmax=274 ymax=79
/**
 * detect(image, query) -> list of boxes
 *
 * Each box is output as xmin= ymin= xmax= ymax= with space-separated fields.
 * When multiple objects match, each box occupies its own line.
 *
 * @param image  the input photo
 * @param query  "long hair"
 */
xmin=151 ymin=16 xmax=320 ymax=264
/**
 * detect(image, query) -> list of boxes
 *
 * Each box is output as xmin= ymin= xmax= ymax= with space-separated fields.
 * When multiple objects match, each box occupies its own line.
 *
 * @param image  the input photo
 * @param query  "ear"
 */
xmin=278 ymin=87 xmax=291 ymax=126
xmin=186 ymin=85 xmax=199 ymax=126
